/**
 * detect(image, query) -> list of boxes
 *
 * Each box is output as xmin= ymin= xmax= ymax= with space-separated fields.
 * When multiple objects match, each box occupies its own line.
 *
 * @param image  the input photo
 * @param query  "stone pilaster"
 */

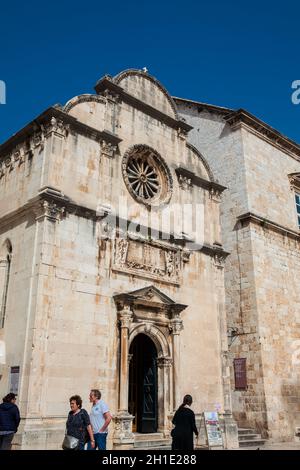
xmin=169 ymin=314 xmax=183 ymax=411
xmin=113 ymin=304 xmax=134 ymax=449
xmin=118 ymin=305 xmax=133 ymax=412
xmin=157 ymin=356 xmax=172 ymax=434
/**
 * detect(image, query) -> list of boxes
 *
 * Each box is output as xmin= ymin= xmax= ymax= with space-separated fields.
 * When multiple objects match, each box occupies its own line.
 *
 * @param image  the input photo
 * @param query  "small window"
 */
xmin=295 ymin=194 xmax=300 ymax=229
xmin=234 ymin=358 xmax=247 ymax=390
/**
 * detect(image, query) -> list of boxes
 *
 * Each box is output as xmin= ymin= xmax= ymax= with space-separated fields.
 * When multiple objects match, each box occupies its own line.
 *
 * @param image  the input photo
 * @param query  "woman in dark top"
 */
xmin=171 ymin=395 xmax=198 ymax=450
xmin=65 ymin=395 xmax=95 ymax=450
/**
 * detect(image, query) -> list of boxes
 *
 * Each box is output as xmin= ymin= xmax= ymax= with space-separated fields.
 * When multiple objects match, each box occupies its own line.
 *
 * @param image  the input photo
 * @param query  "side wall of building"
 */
xmin=177 ymin=103 xmax=268 ymax=434
xmin=242 ymin=130 xmax=300 ymax=440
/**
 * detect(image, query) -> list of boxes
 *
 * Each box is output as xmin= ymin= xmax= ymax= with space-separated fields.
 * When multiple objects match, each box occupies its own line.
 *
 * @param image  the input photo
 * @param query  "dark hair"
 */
xmin=179 ymin=394 xmax=193 ymax=410
xmin=69 ymin=395 xmax=82 ymax=408
xmin=90 ymin=389 xmax=101 ymax=400
xmin=3 ymin=393 xmax=17 ymax=403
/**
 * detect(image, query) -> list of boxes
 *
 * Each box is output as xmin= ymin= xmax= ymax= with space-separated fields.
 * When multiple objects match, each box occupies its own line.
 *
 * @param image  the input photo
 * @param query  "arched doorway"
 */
xmin=129 ymin=334 xmax=158 ymax=433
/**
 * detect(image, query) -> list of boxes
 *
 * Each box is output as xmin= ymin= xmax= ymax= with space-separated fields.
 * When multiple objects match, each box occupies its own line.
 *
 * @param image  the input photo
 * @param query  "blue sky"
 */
xmin=1 ymin=0 xmax=300 ymax=143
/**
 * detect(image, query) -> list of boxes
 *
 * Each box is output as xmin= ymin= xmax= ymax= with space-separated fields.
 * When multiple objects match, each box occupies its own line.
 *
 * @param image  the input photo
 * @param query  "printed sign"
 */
xmin=203 ymin=411 xmax=223 ymax=448
xmin=9 ymin=366 xmax=20 ymax=394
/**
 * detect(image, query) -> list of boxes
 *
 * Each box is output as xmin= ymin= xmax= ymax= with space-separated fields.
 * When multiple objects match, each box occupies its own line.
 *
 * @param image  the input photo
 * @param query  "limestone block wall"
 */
xmin=177 ymin=251 xmax=225 ymax=413
xmin=241 ymin=130 xmax=300 ymax=440
xmin=176 ymin=102 xmax=267 ymax=432
xmin=250 ymin=224 xmax=300 ymax=440
xmin=242 ymin=129 xmax=300 ymax=231
xmin=177 ymin=100 xmax=300 ymax=440
xmin=0 ymin=213 xmax=37 ymax=413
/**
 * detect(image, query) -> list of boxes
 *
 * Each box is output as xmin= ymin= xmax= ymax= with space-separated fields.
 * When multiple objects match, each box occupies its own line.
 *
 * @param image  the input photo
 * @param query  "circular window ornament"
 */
xmin=122 ymin=145 xmax=173 ymax=207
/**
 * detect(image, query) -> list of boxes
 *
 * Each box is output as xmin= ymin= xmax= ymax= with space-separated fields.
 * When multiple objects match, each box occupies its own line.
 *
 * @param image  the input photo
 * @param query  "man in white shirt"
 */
xmin=87 ymin=389 xmax=112 ymax=450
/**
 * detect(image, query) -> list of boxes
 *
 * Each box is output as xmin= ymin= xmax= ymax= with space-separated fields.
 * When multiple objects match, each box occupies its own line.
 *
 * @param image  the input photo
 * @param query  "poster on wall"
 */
xmin=203 ymin=411 xmax=223 ymax=449
xmin=9 ymin=366 xmax=20 ymax=394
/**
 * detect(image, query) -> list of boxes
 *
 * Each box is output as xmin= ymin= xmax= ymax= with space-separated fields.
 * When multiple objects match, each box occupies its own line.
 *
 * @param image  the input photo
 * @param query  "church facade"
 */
xmin=0 ymin=70 xmax=237 ymax=449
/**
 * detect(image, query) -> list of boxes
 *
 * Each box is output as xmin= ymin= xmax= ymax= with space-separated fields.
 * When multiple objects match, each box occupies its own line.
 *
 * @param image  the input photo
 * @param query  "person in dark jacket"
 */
xmin=171 ymin=395 xmax=198 ymax=450
xmin=0 ymin=393 xmax=20 ymax=450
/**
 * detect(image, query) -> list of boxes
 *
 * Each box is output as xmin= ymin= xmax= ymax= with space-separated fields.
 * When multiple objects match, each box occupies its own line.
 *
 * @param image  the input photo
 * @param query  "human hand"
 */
xmin=91 ymin=440 xmax=95 ymax=449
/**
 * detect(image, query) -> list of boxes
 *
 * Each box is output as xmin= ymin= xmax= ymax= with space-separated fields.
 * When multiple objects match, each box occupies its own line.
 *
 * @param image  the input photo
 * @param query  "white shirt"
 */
xmin=90 ymin=399 xmax=110 ymax=434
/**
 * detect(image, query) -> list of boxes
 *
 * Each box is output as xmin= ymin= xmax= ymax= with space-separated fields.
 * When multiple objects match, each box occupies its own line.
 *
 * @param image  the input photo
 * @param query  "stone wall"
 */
xmin=176 ymin=99 xmax=300 ymax=441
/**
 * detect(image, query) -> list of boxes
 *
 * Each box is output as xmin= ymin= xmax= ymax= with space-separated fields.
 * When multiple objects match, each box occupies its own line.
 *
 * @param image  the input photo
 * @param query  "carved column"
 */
xmin=157 ymin=356 xmax=172 ymax=435
xmin=119 ymin=305 xmax=133 ymax=412
xmin=169 ymin=314 xmax=183 ymax=411
xmin=113 ymin=304 xmax=134 ymax=449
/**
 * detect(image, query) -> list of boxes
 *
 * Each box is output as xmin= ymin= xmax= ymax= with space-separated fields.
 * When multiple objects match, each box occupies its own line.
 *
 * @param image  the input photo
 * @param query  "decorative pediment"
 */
xmin=127 ymin=285 xmax=175 ymax=305
xmin=114 ymin=285 xmax=187 ymax=316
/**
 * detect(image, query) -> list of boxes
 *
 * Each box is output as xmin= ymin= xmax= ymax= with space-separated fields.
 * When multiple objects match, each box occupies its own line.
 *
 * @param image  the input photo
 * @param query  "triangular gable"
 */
xmin=127 ymin=285 xmax=175 ymax=305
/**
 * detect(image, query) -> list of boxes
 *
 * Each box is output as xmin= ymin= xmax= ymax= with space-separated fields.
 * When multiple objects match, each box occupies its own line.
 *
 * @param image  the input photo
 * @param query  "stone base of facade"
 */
xmin=220 ymin=412 xmax=239 ymax=449
xmin=12 ymin=417 xmax=66 ymax=450
xmin=112 ymin=412 xmax=134 ymax=450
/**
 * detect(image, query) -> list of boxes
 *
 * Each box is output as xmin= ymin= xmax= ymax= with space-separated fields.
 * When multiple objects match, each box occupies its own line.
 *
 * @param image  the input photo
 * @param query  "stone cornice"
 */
xmin=0 ymin=187 xmax=99 ymax=228
xmin=175 ymin=166 xmax=227 ymax=194
xmin=224 ymin=109 xmax=300 ymax=161
xmin=0 ymin=190 xmax=229 ymax=262
xmin=237 ymin=211 xmax=300 ymax=240
xmin=0 ymin=106 xmax=122 ymax=161
xmin=94 ymin=76 xmax=193 ymax=134
xmin=200 ymin=243 xmax=230 ymax=260
xmin=174 ymin=96 xmax=233 ymax=115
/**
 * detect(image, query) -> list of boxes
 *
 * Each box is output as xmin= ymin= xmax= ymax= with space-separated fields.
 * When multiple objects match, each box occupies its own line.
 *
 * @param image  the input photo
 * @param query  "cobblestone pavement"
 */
xmin=237 ymin=441 xmax=300 ymax=450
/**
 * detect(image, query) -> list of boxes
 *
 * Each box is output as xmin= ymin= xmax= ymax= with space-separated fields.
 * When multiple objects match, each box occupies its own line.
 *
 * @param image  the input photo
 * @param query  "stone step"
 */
xmin=239 ymin=433 xmax=262 ymax=441
xmin=134 ymin=439 xmax=172 ymax=449
xmin=135 ymin=445 xmax=172 ymax=451
xmin=238 ymin=428 xmax=257 ymax=435
xmin=239 ymin=439 xmax=266 ymax=447
xmin=134 ymin=433 xmax=164 ymax=442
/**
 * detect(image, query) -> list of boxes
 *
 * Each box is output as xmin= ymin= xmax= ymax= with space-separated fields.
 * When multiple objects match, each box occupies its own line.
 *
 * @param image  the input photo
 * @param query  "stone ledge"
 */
xmin=237 ymin=211 xmax=300 ymax=240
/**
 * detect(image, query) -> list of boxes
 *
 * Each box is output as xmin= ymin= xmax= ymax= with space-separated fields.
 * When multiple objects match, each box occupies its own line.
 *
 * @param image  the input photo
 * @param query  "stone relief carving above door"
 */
xmin=113 ymin=237 xmax=181 ymax=285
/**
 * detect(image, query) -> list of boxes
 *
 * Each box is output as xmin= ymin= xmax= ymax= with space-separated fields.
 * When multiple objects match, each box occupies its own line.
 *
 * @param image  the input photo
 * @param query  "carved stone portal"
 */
xmin=113 ymin=286 xmax=187 ymax=448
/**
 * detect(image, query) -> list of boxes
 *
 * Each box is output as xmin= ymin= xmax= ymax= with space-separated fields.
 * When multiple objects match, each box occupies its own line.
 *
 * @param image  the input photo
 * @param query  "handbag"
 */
xmin=62 ymin=434 xmax=80 ymax=450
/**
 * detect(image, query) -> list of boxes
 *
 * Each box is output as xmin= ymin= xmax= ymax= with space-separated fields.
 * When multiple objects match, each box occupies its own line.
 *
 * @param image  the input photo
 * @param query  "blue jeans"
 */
xmin=87 ymin=433 xmax=107 ymax=450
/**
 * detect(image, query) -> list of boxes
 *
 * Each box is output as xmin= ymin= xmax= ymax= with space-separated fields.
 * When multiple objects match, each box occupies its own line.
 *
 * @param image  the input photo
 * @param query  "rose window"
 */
xmin=127 ymin=158 xmax=159 ymax=200
xmin=122 ymin=145 xmax=173 ymax=206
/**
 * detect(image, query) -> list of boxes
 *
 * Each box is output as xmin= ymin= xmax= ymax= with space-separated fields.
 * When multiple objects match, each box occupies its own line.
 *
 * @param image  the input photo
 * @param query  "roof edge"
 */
xmin=175 ymin=96 xmax=300 ymax=161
